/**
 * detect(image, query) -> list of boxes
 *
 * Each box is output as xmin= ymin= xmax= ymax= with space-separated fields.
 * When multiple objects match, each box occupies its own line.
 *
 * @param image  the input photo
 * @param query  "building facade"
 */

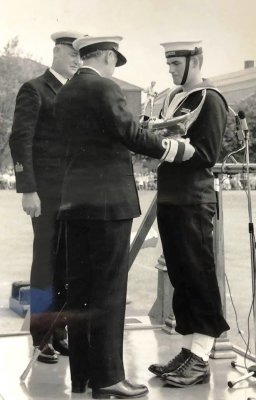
xmin=210 ymin=61 xmax=256 ymax=104
xmin=113 ymin=77 xmax=142 ymax=123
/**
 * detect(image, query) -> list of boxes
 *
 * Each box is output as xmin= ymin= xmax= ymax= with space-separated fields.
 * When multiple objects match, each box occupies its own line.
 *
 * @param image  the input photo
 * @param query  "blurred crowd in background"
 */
xmin=134 ymin=171 xmax=256 ymax=191
xmin=1 ymin=167 xmax=256 ymax=191
xmin=134 ymin=172 xmax=157 ymax=190
xmin=221 ymin=173 xmax=256 ymax=190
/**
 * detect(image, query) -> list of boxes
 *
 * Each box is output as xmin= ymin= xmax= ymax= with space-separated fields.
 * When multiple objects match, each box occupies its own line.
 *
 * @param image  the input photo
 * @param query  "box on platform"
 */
xmin=9 ymin=281 xmax=30 ymax=317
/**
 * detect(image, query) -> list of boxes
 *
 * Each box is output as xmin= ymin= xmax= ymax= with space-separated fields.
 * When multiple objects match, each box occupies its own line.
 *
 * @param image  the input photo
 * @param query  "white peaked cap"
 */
xmin=73 ymin=36 xmax=127 ymax=67
xmin=51 ymin=31 xmax=86 ymax=46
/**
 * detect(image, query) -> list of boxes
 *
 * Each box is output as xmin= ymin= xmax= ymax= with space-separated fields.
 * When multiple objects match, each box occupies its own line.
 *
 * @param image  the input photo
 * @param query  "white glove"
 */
xmin=180 ymin=138 xmax=195 ymax=161
xmin=176 ymin=137 xmax=190 ymax=143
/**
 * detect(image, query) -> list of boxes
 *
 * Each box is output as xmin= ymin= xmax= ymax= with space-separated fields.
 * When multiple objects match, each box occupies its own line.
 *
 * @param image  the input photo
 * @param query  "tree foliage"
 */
xmin=220 ymin=93 xmax=256 ymax=163
xmin=3 ymin=36 xmax=20 ymax=57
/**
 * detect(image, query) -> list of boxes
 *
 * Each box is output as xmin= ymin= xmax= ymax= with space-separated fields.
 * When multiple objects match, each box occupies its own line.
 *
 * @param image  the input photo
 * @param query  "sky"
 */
xmin=1 ymin=0 xmax=256 ymax=94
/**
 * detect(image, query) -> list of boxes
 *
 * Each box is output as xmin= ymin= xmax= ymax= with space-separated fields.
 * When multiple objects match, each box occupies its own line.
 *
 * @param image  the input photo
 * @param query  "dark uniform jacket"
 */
xmin=157 ymin=80 xmax=229 ymax=205
xmin=55 ymin=68 xmax=166 ymax=221
xmin=9 ymin=69 xmax=65 ymax=196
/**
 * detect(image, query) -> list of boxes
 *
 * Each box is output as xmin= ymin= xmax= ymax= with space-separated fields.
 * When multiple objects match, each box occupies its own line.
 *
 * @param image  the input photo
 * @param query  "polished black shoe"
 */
xmin=71 ymin=379 xmax=88 ymax=393
xmin=162 ymin=352 xmax=210 ymax=387
xmin=36 ymin=344 xmax=59 ymax=364
xmin=53 ymin=338 xmax=69 ymax=356
xmin=92 ymin=379 xmax=148 ymax=399
xmin=148 ymin=347 xmax=191 ymax=377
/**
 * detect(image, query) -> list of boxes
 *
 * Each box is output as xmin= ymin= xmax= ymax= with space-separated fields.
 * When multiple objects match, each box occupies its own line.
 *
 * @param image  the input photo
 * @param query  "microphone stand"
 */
xmin=226 ymin=118 xmax=256 ymax=393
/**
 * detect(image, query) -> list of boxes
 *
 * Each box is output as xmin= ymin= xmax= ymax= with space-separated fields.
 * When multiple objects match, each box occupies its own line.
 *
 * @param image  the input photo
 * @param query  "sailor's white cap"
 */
xmin=160 ymin=41 xmax=203 ymax=58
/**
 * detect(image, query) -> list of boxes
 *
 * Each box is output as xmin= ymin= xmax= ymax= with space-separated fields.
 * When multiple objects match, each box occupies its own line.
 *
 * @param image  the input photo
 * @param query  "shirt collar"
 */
xmin=49 ymin=68 xmax=68 ymax=85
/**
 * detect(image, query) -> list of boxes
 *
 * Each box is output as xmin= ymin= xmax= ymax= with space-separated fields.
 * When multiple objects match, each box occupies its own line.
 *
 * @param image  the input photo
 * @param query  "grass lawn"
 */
xmin=1 ymin=189 xmax=256 ymax=353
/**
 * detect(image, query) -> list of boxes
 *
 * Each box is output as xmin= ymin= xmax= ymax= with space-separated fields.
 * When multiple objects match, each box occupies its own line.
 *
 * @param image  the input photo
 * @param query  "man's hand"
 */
xmin=22 ymin=192 xmax=41 ymax=218
xmin=181 ymin=138 xmax=195 ymax=161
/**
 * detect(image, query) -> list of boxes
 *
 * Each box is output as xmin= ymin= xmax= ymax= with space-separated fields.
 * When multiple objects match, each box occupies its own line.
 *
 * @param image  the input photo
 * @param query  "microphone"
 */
xmin=235 ymin=114 xmax=244 ymax=141
xmin=228 ymin=106 xmax=244 ymax=141
xmin=235 ymin=114 xmax=240 ymax=131
xmin=238 ymin=110 xmax=249 ymax=133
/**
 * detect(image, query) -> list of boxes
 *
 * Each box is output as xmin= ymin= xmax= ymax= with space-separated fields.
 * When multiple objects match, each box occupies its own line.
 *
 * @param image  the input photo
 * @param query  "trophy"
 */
xmin=142 ymin=81 xmax=158 ymax=118
xmin=141 ymin=87 xmax=207 ymax=139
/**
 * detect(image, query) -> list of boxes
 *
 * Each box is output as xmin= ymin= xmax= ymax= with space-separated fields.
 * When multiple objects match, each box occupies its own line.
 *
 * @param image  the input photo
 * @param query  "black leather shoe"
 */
xmin=36 ymin=344 xmax=59 ymax=364
xmin=162 ymin=352 xmax=210 ymax=387
xmin=124 ymin=380 xmax=147 ymax=389
xmin=148 ymin=347 xmax=191 ymax=377
xmin=53 ymin=338 xmax=69 ymax=356
xmin=71 ymin=379 xmax=88 ymax=393
xmin=92 ymin=379 xmax=148 ymax=399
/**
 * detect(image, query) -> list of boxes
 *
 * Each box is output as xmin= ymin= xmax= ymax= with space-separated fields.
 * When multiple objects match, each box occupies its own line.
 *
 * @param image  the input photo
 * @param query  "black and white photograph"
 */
xmin=0 ymin=0 xmax=256 ymax=399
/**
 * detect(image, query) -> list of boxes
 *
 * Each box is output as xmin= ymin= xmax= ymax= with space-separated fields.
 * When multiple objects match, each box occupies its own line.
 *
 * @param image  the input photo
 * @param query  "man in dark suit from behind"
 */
xmin=55 ymin=35 xmax=195 ymax=397
xmin=9 ymin=30 xmax=85 ymax=363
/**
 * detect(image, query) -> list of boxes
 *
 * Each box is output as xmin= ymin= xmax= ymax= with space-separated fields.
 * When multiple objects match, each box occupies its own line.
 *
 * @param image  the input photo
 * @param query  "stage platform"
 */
xmin=1 ymin=326 xmax=256 ymax=400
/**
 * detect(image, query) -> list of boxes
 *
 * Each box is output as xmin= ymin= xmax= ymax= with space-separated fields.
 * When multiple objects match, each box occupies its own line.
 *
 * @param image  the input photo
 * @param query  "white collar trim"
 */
xmin=49 ymin=68 xmax=68 ymax=85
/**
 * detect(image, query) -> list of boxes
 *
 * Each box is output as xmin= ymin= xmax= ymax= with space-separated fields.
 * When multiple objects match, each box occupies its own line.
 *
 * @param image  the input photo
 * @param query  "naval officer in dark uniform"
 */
xmin=9 ymin=30 xmax=85 ymax=363
xmin=148 ymin=41 xmax=230 ymax=387
xmin=55 ymin=35 xmax=195 ymax=397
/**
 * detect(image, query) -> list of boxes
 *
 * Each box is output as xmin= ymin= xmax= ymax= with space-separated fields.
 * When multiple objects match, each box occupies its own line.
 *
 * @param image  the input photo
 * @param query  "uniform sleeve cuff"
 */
xmin=160 ymin=139 xmax=171 ymax=161
xmin=161 ymin=139 xmax=179 ymax=162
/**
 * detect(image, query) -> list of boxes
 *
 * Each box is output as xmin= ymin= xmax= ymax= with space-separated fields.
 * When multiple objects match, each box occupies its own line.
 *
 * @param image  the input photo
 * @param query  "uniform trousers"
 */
xmin=65 ymin=218 xmax=132 ymax=388
xmin=30 ymin=176 xmax=67 ymax=346
xmin=157 ymin=203 xmax=230 ymax=338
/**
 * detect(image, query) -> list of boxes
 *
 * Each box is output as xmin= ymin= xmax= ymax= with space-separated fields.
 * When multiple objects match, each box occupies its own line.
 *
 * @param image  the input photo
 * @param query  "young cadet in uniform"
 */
xmin=148 ymin=41 xmax=230 ymax=387
xmin=9 ymin=31 xmax=84 ymax=364
xmin=55 ymin=35 xmax=195 ymax=397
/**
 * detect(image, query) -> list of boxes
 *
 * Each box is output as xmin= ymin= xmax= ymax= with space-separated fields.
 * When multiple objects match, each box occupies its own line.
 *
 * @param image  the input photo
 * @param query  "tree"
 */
xmin=3 ymin=36 xmax=20 ymax=57
xmin=220 ymin=93 xmax=256 ymax=163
